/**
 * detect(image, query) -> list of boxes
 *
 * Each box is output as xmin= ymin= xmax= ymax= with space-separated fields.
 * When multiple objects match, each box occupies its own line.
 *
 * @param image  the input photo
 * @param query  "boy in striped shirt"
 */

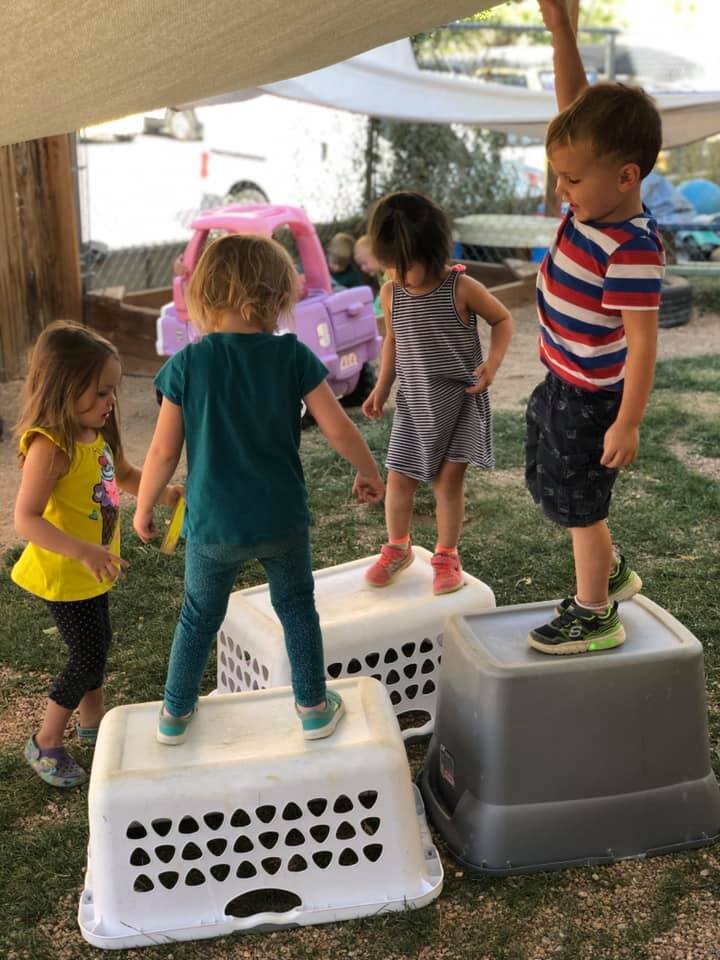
xmin=527 ymin=0 xmax=665 ymax=654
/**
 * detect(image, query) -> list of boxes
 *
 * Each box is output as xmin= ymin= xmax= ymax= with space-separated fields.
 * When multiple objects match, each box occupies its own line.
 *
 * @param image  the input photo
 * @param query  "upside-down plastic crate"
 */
xmin=79 ymin=678 xmax=443 ymax=949
xmin=420 ymin=595 xmax=720 ymax=875
xmin=216 ymin=546 xmax=495 ymax=739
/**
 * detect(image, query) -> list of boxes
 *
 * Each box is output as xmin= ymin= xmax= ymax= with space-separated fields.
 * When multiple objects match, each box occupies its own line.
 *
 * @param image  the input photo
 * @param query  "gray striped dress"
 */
xmin=386 ymin=269 xmax=494 ymax=482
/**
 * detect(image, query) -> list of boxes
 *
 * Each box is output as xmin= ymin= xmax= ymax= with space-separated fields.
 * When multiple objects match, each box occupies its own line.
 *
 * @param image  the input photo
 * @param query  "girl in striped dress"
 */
xmin=362 ymin=192 xmax=513 ymax=595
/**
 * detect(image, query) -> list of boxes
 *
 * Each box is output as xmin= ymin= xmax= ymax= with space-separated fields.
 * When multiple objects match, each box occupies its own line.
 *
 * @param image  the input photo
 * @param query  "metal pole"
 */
xmin=363 ymin=117 xmax=378 ymax=210
xmin=605 ymin=31 xmax=616 ymax=80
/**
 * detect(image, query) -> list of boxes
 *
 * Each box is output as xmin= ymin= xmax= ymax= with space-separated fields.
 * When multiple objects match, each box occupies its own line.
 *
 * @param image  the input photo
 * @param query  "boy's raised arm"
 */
xmin=538 ymin=0 xmax=587 ymax=110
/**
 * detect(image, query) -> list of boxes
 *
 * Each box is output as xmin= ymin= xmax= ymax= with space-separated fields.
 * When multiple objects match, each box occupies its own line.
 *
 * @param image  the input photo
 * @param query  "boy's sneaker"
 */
xmin=297 ymin=690 xmax=345 ymax=741
xmin=608 ymin=553 xmax=642 ymax=602
xmin=365 ymin=541 xmax=413 ymax=588
xmin=76 ymin=723 xmax=100 ymax=748
xmin=556 ymin=554 xmax=642 ymax=614
xmin=157 ymin=704 xmax=197 ymax=745
xmin=24 ymin=735 xmax=87 ymax=788
xmin=529 ymin=601 xmax=625 ymax=656
xmin=431 ymin=551 xmax=464 ymax=595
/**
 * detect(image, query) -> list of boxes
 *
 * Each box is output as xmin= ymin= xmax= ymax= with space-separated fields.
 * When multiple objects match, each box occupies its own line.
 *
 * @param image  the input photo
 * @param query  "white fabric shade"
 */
xmin=218 ymin=40 xmax=720 ymax=149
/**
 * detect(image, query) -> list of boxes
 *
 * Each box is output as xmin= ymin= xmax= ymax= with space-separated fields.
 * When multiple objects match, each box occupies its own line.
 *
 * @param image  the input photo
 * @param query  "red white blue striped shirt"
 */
xmin=536 ymin=209 xmax=665 ymax=391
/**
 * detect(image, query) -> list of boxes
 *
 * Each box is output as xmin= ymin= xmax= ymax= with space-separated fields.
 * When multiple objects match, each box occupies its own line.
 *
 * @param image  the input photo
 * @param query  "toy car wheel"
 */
xmin=225 ymin=182 xmax=269 ymax=205
xmin=678 ymin=235 xmax=702 ymax=260
xmin=340 ymin=362 xmax=377 ymax=409
xmin=658 ymin=276 xmax=693 ymax=329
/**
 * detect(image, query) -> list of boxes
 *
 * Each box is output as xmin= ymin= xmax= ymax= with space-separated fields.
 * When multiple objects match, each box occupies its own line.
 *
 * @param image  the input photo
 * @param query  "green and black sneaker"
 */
xmin=556 ymin=554 xmax=642 ymax=615
xmin=608 ymin=553 xmax=642 ymax=602
xmin=529 ymin=600 xmax=625 ymax=656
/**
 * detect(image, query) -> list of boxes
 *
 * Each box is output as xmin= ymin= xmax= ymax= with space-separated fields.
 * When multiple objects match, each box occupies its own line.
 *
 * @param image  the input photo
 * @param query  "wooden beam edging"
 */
xmin=490 ymin=272 xmax=538 ymax=310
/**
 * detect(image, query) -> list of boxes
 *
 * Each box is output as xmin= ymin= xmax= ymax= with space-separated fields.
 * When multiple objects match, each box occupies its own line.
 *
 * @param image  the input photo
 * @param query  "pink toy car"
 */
xmin=156 ymin=204 xmax=381 ymax=406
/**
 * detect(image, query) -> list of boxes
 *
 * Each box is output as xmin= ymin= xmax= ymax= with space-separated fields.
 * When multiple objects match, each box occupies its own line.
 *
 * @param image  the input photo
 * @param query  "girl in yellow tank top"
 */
xmin=12 ymin=321 xmax=182 ymax=788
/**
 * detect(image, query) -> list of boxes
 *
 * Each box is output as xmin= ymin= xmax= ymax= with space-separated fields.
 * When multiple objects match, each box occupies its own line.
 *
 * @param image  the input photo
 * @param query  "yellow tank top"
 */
xmin=11 ymin=427 xmax=121 ymax=602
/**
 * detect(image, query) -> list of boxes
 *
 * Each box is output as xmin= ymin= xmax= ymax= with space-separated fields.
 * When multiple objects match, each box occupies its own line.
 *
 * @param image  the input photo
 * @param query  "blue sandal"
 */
xmin=24 ymin=735 xmax=87 ymax=788
xmin=296 ymin=690 xmax=345 ymax=741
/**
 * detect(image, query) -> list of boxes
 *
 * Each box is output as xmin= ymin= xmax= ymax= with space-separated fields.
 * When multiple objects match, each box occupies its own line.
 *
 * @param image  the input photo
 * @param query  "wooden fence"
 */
xmin=0 ymin=135 xmax=81 ymax=381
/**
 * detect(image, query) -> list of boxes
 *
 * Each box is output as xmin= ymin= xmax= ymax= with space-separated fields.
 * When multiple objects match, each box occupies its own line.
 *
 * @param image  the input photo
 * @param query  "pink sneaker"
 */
xmin=431 ymin=551 xmax=464 ymax=595
xmin=365 ymin=541 xmax=414 ymax=588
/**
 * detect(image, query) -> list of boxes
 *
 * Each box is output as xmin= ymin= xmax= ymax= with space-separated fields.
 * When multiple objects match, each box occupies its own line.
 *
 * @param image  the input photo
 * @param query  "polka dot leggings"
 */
xmin=45 ymin=593 xmax=113 ymax=710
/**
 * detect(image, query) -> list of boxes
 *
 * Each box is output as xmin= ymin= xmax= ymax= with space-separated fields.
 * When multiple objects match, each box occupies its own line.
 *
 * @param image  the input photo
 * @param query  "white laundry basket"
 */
xmin=78 ymin=678 xmax=443 ymax=949
xmin=217 ymin=546 xmax=495 ymax=739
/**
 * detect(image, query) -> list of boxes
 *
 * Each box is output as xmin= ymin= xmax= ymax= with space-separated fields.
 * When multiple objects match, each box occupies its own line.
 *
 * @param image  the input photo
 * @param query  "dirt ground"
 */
xmin=0 ymin=303 xmax=718 ymax=553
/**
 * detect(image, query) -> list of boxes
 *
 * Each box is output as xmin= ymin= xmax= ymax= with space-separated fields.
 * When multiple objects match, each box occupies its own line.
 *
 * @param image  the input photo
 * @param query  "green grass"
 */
xmin=690 ymin=277 xmax=720 ymax=316
xmin=0 ymin=355 xmax=719 ymax=959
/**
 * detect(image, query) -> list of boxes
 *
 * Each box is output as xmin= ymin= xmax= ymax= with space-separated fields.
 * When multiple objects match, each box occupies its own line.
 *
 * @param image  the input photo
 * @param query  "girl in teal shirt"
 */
xmin=135 ymin=234 xmax=384 ymax=744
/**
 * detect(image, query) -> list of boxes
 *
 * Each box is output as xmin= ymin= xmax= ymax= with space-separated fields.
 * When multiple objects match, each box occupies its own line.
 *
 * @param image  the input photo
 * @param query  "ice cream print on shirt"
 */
xmin=91 ymin=445 xmax=120 ymax=545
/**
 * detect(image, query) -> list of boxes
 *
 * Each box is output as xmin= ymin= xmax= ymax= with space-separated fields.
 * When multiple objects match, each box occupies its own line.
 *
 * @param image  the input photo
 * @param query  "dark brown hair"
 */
xmin=15 ymin=320 xmax=122 ymax=465
xmin=187 ymin=233 xmax=297 ymax=333
xmin=546 ymin=82 xmax=662 ymax=178
xmin=368 ymin=192 xmax=452 ymax=283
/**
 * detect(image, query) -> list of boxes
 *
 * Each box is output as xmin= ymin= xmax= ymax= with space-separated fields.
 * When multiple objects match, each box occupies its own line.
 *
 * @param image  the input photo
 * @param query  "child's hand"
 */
xmin=133 ymin=508 xmax=157 ymax=543
xmin=466 ymin=362 xmax=496 ymax=394
xmin=601 ymin=421 xmax=640 ymax=469
xmin=78 ymin=543 xmax=128 ymax=583
xmin=352 ymin=472 xmax=385 ymax=504
xmin=159 ymin=484 xmax=184 ymax=508
xmin=362 ymin=387 xmax=389 ymax=420
xmin=538 ymin=0 xmax=572 ymax=31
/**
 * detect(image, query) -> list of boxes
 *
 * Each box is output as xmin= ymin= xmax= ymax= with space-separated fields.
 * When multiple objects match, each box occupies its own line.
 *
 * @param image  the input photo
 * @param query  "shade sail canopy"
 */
xmin=240 ymin=40 xmax=720 ymax=149
xmin=4 ymin=5 xmax=717 ymax=150
xmin=1 ymin=0 xmax=499 ymax=146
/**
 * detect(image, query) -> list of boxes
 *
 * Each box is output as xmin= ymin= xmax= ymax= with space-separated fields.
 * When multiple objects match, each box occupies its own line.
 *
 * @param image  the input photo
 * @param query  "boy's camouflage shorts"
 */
xmin=525 ymin=373 xmax=621 ymax=528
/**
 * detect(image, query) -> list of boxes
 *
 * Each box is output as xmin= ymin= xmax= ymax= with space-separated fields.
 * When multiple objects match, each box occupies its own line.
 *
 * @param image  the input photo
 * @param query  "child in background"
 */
xmin=354 ymin=234 xmax=388 ymax=325
xmin=525 ymin=0 xmax=665 ymax=654
xmin=354 ymin=234 xmax=384 ymax=283
xmin=327 ymin=232 xmax=365 ymax=288
xmin=12 ymin=321 xmax=181 ymax=787
xmin=134 ymin=234 xmax=384 ymax=744
xmin=362 ymin=192 xmax=513 ymax=595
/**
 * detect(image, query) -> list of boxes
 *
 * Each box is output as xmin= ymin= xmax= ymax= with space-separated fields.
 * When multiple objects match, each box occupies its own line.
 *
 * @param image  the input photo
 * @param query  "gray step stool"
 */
xmin=420 ymin=595 xmax=720 ymax=874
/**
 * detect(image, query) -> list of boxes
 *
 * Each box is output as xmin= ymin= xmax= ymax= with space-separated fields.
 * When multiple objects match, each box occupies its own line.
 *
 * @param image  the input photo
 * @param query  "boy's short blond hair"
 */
xmin=328 ymin=232 xmax=355 ymax=258
xmin=546 ymin=82 xmax=662 ymax=178
xmin=327 ymin=232 xmax=356 ymax=272
xmin=186 ymin=233 xmax=297 ymax=334
xmin=354 ymin=234 xmax=372 ymax=254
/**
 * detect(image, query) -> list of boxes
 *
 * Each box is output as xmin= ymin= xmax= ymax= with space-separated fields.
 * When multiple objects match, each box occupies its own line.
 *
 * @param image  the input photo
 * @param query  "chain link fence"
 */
xmin=82 ymin=241 xmax=186 ymax=293
xmin=80 ymin=214 xmax=720 ymax=299
xmin=81 ymin=213 xmax=558 ymax=294
xmin=80 ymin=216 xmax=376 ymax=294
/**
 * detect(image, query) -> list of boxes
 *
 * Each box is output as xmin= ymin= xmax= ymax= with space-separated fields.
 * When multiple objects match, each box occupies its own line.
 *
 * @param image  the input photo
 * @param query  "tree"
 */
xmin=413 ymin=0 xmax=625 ymax=61
xmin=372 ymin=121 xmax=526 ymax=219
xmin=370 ymin=2 xmax=629 ymax=221
xmin=469 ymin=0 xmax=624 ymax=34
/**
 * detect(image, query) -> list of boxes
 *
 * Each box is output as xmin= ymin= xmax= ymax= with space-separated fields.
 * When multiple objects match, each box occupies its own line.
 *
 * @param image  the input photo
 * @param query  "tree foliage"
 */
xmin=413 ymin=0 xmax=625 ymax=58
xmin=372 ymin=121 xmax=530 ymax=218
xmin=470 ymin=0 xmax=625 ymax=33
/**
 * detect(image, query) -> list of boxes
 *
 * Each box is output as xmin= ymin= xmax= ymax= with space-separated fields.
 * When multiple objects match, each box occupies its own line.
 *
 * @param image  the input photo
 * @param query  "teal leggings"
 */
xmin=164 ymin=532 xmax=326 ymax=715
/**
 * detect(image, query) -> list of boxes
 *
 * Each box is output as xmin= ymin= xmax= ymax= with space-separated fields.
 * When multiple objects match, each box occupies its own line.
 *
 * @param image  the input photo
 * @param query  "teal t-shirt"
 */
xmin=154 ymin=332 xmax=327 ymax=545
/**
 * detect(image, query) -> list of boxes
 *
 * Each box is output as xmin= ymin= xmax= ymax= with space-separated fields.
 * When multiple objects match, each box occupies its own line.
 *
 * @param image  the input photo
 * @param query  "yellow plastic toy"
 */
xmin=160 ymin=496 xmax=185 ymax=555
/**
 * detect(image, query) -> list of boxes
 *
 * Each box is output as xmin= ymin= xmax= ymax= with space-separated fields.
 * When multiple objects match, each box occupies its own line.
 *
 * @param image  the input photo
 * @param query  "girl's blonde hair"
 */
xmin=15 ymin=320 xmax=123 ymax=465
xmin=186 ymin=233 xmax=298 ymax=333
